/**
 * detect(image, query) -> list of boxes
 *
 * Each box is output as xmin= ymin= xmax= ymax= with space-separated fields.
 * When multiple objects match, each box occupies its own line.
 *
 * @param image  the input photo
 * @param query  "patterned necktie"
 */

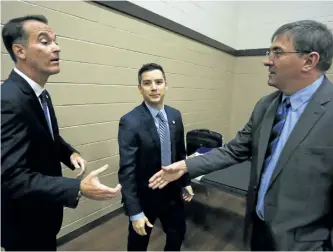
xmin=156 ymin=111 xmax=171 ymax=166
xmin=263 ymin=97 xmax=291 ymax=169
xmin=256 ymin=97 xmax=291 ymax=218
xmin=39 ymin=91 xmax=54 ymax=139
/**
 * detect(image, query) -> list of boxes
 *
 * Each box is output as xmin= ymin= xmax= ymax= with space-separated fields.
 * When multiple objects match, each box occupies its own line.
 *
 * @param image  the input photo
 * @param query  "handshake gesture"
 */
xmin=79 ymin=164 xmax=122 ymax=200
xmin=148 ymin=160 xmax=188 ymax=190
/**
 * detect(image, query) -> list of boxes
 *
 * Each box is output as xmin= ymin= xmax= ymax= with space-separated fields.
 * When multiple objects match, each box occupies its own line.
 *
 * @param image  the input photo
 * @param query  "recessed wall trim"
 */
xmin=93 ymin=0 xmax=268 ymax=57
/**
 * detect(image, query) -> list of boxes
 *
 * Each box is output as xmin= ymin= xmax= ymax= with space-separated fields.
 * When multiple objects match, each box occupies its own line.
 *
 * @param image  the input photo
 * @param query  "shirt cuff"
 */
xmin=130 ymin=212 xmax=145 ymax=221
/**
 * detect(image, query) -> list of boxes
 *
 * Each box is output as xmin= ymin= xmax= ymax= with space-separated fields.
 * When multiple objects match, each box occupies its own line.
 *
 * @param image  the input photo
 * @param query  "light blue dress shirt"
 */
xmin=256 ymin=75 xmax=324 ymax=219
xmin=130 ymin=102 xmax=169 ymax=222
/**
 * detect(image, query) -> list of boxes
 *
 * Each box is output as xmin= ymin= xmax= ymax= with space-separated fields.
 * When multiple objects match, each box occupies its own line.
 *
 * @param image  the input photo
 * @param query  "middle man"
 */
xmin=118 ymin=63 xmax=194 ymax=251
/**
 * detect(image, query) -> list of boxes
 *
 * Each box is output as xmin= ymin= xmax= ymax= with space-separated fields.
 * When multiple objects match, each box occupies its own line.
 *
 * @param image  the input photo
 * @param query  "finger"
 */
xmin=149 ymin=171 xmax=162 ymax=183
xmin=141 ymin=226 xmax=147 ymax=236
xmin=90 ymin=165 xmax=108 ymax=176
xmin=72 ymin=159 xmax=81 ymax=169
xmin=149 ymin=177 xmax=163 ymax=189
xmin=134 ymin=226 xmax=142 ymax=236
xmin=77 ymin=159 xmax=86 ymax=170
xmin=151 ymin=180 xmax=164 ymax=190
xmin=146 ymin=219 xmax=153 ymax=228
xmin=158 ymin=181 xmax=169 ymax=189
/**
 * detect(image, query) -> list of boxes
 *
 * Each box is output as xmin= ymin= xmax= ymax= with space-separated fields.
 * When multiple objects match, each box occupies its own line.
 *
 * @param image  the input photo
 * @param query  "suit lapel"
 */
xmin=267 ymin=79 xmax=331 ymax=189
xmin=256 ymin=94 xmax=281 ymax=183
xmin=141 ymin=103 xmax=160 ymax=150
xmin=11 ymin=70 xmax=54 ymax=141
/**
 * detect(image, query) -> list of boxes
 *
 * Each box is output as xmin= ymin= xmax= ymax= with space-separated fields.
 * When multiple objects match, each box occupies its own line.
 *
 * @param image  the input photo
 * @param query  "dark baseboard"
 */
xmin=92 ymin=1 xmax=267 ymax=57
xmin=57 ymin=207 xmax=124 ymax=247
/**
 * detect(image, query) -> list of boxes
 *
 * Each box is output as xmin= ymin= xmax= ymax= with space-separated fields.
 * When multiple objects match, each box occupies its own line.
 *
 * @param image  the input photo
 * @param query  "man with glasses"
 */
xmin=148 ymin=20 xmax=333 ymax=251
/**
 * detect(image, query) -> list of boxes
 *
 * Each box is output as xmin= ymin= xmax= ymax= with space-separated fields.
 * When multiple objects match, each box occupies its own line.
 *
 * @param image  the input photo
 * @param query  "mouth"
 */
xmin=50 ymin=58 xmax=60 ymax=63
xmin=150 ymin=94 xmax=160 ymax=98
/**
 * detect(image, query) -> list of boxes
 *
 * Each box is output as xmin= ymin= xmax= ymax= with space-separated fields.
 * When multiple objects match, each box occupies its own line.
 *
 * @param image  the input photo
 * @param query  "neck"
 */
xmin=282 ymin=72 xmax=323 ymax=95
xmin=146 ymin=101 xmax=163 ymax=110
xmin=16 ymin=63 xmax=48 ymax=87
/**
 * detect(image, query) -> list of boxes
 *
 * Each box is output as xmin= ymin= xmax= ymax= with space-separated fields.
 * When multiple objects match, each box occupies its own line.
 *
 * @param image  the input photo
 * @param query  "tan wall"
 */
xmin=1 ymin=0 xmax=235 ymax=238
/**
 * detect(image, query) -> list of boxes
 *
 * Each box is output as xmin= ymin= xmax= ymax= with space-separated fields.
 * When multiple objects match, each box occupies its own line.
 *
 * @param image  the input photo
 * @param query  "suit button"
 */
xmin=253 ymin=186 xmax=257 ymax=191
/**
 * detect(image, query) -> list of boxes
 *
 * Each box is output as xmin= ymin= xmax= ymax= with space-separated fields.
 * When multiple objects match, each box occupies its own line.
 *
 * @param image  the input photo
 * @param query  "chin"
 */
xmin=49 ymin=68 xmax=60 ymax=75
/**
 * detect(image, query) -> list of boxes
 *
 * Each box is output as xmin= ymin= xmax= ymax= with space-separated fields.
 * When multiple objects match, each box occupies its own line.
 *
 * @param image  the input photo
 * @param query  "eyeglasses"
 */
xmin=266 ymin=50 xmax=311 ymax=60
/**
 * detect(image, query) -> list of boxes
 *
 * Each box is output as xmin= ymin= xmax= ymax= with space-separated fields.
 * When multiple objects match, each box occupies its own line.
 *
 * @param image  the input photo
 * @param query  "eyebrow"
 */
xmin=271 ymin=46 xmax=283 ymax=51
xmin=37 ymin=32 xmax=56 ymax=41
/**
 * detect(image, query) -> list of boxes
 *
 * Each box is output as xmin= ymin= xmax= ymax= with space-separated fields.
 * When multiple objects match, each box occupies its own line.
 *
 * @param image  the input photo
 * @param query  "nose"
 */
xmin=263 ymin=58 xmax=273 ymax=67
xmin=151 ymin=82 xmax=157 ymax=90
xmin=52 ymin=41 xmax=61 ymax=53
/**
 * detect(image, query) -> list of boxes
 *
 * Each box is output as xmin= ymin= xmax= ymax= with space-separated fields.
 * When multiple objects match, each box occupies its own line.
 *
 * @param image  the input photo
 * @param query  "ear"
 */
xmin=302 ymin=52 xmax=320 ymax=72
xmin=12 ymin=43 xmax=26 ymax=61
xmin=138 ymin=84 xmax=143 ymax=94
xmin=165 ymin=81 xmax=168 ymax=91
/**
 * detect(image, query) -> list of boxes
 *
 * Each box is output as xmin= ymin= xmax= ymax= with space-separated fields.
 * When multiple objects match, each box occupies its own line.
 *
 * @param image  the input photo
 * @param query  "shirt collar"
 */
xmin=282 ymin=75 xmax=324 ymax=111
xmin=14 ymin=67 xmax=44 ymax=98
xmin=145 ymin=101 xmax=165 ymax=118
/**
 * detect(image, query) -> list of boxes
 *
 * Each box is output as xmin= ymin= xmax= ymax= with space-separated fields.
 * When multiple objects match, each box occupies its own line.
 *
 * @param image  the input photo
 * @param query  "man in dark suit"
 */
xmin=149 ymin=20 xmax=333 ymax=251
xmin=1 ymin=15 xmax=121 ymax=251
xmin=118 ymin=63 xmax=194 ymax=251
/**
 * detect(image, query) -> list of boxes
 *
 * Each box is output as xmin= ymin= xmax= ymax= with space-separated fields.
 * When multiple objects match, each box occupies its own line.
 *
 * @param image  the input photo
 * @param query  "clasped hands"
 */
xmin=70 ymin=153 xmax=122 ymax=200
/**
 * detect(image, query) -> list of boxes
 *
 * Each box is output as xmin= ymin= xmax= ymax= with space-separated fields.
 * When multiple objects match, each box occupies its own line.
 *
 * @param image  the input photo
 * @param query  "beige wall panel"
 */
xmin=60 ymin=121 xmax=118 ymax=146
xmin=75 ymin=140 xmax=119 ymax=163
xmin=1 ymin=54 xmax=14 ymax=80
xmin=1 ymin=1 xmax=221 ymax=74
xmin=182 ymin=110 xmax=225 ymax=125
xmin=47 ymin=83 xmax=140 ymax=106
xmin=62 ymin=155 xmax=120 ymax=179
xmin=55 ymin=103 xmax=137 ymax=128
xmin=25 ymin=0 xmax=233 ymax=62
xmin=55 ymin=103 xmax=137 ymax=127
xmin=171 ymin=100 xmax=224 ymax=114
xmin=58 ymin=202 xmax=122 ymax=238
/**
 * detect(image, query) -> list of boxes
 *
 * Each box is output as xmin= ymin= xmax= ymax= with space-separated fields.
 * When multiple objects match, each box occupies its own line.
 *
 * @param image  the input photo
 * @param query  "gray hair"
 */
xmin=272 ymin=20 xmax=333 ymax=72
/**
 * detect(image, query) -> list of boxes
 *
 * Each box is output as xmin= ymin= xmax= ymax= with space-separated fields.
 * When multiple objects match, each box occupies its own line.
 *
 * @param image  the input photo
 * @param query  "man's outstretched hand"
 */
xmin=149 ymin=160 xmax=188 ymax=189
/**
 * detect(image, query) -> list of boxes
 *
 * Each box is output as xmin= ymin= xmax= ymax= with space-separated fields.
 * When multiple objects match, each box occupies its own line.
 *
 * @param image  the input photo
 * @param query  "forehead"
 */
xmin=141 ymin=69 xmax=164 ymax=80
xmin=23 ymin=20 xmax=55 ymax=37
xmin=271 ymin=34 xmax=295 ymax=50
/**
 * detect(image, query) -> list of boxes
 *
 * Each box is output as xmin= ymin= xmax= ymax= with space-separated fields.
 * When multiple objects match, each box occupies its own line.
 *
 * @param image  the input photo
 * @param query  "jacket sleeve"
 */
xmin=185 ymin=99 xmax=260 ymax=179
xmin=1 ymin=99 xmax=81 ymax=208
xmin=117 ymin=116 xmax=142 ymax=216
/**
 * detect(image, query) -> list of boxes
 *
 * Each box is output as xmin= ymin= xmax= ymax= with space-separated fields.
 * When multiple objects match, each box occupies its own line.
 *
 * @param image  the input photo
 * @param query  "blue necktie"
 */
xmin=256 ymin=97 xmax=291 ymax=219
xmin=157 ymin=111 xmax=171 ymax=166
xmin=39 ymin=91 xmax=54 ymax=139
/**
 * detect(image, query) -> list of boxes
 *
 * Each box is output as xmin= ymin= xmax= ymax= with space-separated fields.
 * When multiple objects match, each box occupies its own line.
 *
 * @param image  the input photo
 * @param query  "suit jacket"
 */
xmin=118 ymin=102 xmax=191 ymax=216
xmin=1 ymin=70 xmax=81 ymax=247
xmin=186 ymin=76 xmax=333 ymax=250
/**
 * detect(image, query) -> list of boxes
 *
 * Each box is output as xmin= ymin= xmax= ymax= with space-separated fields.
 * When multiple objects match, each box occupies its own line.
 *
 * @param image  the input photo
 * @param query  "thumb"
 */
xmin=145 ymin=217 xmax=153 ymax=227
xmin=91 ymin=164 xmax=108 ymax=177
xmin=72 ymin=159 xmax=81 ymax=169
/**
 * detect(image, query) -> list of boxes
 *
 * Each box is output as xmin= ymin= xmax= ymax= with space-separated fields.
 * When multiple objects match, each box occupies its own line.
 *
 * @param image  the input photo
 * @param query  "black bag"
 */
xmin=186 ymin=129 xmax=223 ymax=156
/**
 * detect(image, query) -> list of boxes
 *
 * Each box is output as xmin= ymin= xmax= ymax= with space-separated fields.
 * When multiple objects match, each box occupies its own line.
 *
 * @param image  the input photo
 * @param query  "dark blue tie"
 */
xmin=157 ymin=111 xmax=171 ymax=166
xmin=256 ymin=97 xmax=291 ymax=218
xmin=263 ymin=97 xmax=291 ymax=169
xmin=39 ymin=91 xmax=54 ymax=139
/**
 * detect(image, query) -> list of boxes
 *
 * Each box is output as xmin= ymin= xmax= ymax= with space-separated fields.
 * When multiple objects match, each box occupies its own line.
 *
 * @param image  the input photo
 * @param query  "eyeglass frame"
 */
xmin=266 ymin=49 xmax=312 ymax=60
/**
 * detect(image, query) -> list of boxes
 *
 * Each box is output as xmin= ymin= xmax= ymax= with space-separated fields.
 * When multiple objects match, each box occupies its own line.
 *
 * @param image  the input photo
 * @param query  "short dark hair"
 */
xmin=2 ymin=15 xmax=48 ymax=62
xmin=272 ymin=20 xmax=333 ymax=72
xmin=138 ymin=63 xmax=166 ymax=84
